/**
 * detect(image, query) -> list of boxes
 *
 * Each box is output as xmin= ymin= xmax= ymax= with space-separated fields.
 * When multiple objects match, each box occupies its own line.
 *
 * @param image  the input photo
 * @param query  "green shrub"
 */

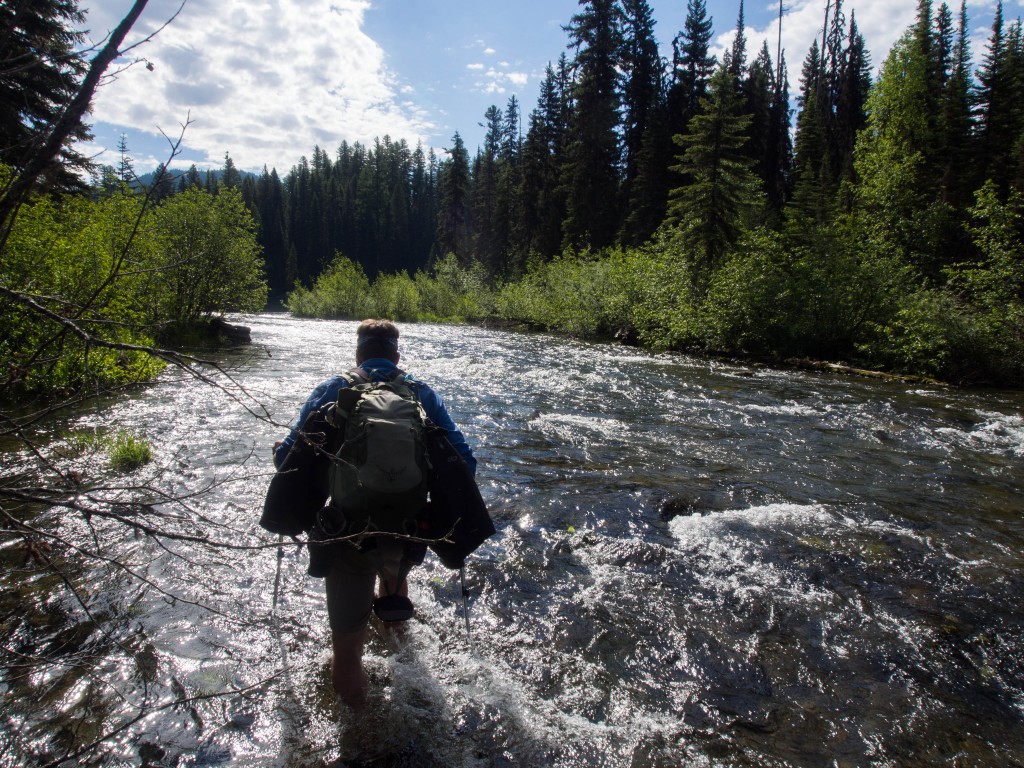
xmin=0 ymin=187 xmax=166 ymax=395
xmin=108 ymin=431 xmax=153 ymax=472
xmin=285 ymin=254 xmax=373 ymax=318
xmin=415 ymin=254 xmax=493 ymax=321
xmin=371 ymin=272 xmax=421 ymax=321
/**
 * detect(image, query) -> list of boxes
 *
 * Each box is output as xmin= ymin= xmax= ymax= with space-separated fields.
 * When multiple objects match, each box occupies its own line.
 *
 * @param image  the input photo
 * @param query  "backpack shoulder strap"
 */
xmin=343 ymin=367 xmax=370 ymax=386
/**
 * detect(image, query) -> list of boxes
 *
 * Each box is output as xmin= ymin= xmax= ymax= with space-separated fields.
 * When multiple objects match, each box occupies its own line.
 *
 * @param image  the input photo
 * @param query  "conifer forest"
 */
xmin=3 ymin=0 xmax=1024 ymax=392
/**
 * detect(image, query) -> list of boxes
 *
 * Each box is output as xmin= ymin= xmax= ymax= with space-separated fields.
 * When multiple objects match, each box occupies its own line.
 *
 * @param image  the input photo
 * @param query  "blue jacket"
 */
xmin=275 ymin=358 xmax=477 ymax=473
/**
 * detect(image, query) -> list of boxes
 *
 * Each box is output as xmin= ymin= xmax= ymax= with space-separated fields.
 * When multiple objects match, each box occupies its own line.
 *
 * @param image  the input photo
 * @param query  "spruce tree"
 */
xmin=517 ymin=60 xmax=570 ymax=262
xmin=0 ymin=0 xmax=91 ymax=189
xmin=619 ymin=0 xmax=662 ymax=198
xmin=766 ymin=53 xmax=794 ymax=216
xmin=623 ymin=0 xmax=715 ymax=245
xmin=976 ymin=3 xmax=1024 ymax=198
xmin=742 ymin=43 xmax=774 ymax=211
xmin=788 ymin=41 xmax=832 ymax=227
xmin=834 ymin=13 xmax=872 ymax=191
xmin=472 ymin=105 xmax=503 ymax=273
xmin=256 ymin=165 xmax=289 ymax=297
xmin=668 ymin=63 xmax=757 ymax=287
xmin=561 ymin=0 xmax=623 ymax=251
xmin=116 ymin=134 xmax=135 ymax=186
xmin=221 ymin=152 xmax=241 ymax=190
xmin=668 ymin=0 xmax=716 ymax=136
xmin=496 ymin=96 xmax=522 ymax=275
xmin=436 ymin=132 xmax=472 ymax=263
xmin=410 ymin=142 xmax=438 ymax=268
xmin=729 ymin=0 xmax=748 ymax=82
xmin=937 ymin=1 xmax=974 ymax=207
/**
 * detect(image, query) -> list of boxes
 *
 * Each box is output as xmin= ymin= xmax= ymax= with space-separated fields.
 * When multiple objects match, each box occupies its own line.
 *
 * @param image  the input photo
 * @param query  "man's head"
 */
xmin=355 ymin=318 xmax=400 ymax=364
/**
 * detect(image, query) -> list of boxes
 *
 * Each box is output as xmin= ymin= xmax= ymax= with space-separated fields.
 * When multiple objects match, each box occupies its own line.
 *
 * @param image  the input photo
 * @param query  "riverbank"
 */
xmin=278 ymin=249 xmax=1022 ymax=389
xmin=475 ymin=314 xmax=950 ymax=388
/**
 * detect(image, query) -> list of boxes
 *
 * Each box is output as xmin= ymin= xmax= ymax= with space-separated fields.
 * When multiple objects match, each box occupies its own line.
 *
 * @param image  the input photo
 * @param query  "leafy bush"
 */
xmin=415 ymin=254 xmax=493 ymax=321
xmin=0 ymin=186 xmax=164 ymax=395
xmin=371 ymin=272 xmax=421 ymax=321
xmin=494 ymin=241 xmax=697 ymax=345
xmin=701 ymin=228 xmax=795 ymax=355
xmin=286 ymin=254 xmax=373 ymax=318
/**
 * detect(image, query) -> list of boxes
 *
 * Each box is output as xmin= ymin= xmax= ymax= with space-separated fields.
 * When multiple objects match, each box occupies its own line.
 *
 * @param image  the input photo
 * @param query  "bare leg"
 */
xmin=377 ymin=575 xmax=408 ymax=598
xmin=330 ymin=626 xmax=369 ymax=709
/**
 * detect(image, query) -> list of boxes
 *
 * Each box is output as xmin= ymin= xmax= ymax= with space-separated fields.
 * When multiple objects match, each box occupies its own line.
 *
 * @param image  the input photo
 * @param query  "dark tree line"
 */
xmin=149 ymin=139 xmax=440 ymax=301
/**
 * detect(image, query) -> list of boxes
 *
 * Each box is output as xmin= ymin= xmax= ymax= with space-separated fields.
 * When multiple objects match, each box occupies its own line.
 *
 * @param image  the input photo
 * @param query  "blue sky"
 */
xmin=81 ymin=0 xmax=1006 ymax=176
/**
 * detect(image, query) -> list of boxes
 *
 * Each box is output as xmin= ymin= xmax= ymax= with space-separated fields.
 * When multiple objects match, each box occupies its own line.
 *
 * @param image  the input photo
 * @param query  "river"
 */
xmin=1 ymin=314 xmax=1023 ymax=767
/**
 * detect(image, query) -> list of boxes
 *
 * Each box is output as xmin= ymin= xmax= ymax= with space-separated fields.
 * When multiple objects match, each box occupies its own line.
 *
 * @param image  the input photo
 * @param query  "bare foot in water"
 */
xmin=331 ymin=656 xmax=369 ymax=709
xmin=331 ymin=627 xmax=369 ymax=709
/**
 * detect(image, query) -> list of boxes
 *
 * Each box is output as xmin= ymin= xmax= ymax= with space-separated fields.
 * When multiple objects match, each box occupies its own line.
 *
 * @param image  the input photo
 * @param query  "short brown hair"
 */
xmin=356 ymin=318 xmax=400 ymax=359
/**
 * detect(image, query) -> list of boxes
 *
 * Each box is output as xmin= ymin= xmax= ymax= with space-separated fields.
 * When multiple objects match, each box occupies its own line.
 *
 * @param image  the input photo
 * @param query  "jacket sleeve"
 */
xmin=274 ymin=376 xmax=346 ymax=468
xmin=416 ymin=383 xmax=477 ymax=475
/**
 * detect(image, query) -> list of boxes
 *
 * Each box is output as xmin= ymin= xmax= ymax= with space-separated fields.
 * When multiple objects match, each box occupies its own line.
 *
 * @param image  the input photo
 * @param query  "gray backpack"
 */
xmin=324 ymin=369 xmax=430 ymax=536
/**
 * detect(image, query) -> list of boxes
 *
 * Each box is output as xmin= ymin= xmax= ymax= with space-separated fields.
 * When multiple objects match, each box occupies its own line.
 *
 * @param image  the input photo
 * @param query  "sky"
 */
xmin=80 ymin=0 xmax=1012 ymax=177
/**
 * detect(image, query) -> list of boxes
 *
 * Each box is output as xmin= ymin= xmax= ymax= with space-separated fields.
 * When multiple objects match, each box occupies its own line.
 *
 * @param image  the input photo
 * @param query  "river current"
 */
xmin=2 ymin=314 xmax=1023 ymax=767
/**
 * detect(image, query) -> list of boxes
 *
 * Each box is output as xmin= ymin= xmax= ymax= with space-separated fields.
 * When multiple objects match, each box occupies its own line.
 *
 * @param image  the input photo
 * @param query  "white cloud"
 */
xmin=713 ymin=0 xmax=919 ymax=90
xmin=471 ymin=66 xmax=530 ymax=97
xmin=467 ymin=62 xmax=485 ymax=70
xmin=84 ymin=0 xmax=434 ymax=172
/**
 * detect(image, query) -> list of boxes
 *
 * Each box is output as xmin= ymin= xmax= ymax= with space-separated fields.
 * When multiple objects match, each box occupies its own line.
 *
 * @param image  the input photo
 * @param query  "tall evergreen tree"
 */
xmin=976 ymin=2 xmax=1024 ymax=198
xmin=619 ymin=0 xmax=662 ymax=196
xmin=561 ymin=0 xmax=623 ymax=251
xmin=742 ymin=43 xmax=774 ymax=209
xmin=495 ymin=95 xmax=523 ymax=275
xmin=435 ymin=132 xmax=472 ymax=263
xmin=729 ymin=0 xmax=748 ymax=81
xmin=0 ymin=0 xmax=90 ymax=189
xmin=221 ymin=152 xmax=241 ymax=190
xmin=517 ymin=59 xmax=572 ymax=263
xmin=255 ymin=165 xmax=289 ymax=297
xmin=937 ymin=1 xmax=974 ymax=206
xmin=410 ymin=142 xmax=438 ymax=268
xmin=668 ymin=63 xmax=757 ymax=286
xmin=204 ymin=168 xmax=220 ymax=196
xmin=472 ymin=105 xmax=503 ymax=273
xmin=834 ymin=13 xmax=871 ymax=189
xmin=766 ymin=53 xmax=793 ymax=216
xmin=668 ymin=0 xmax=716 ymax=135
xmin=624 ymin=0 xmax=715 ymax=245
xmin=788 ymin=41 xmax=832 ymax=227
xmin=149 ymin=162 xmax=175 ymax=204
xmin=116 ymin=134 xmax=134 ymax=186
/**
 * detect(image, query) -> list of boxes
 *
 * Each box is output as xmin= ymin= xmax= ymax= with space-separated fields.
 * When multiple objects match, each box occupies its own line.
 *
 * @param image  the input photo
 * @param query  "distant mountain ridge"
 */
xmin=134 ymin=168 xmax=256 ymax=189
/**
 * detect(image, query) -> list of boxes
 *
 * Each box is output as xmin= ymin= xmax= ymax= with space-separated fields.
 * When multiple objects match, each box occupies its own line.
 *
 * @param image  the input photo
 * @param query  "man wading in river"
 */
xmin=266 ymin=319 xmax=477 ymax=708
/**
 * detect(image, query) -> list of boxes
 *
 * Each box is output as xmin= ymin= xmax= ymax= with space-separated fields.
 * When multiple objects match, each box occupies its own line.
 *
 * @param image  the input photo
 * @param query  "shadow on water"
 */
xmin=2 ymin=314 xmax=1024 ymax=766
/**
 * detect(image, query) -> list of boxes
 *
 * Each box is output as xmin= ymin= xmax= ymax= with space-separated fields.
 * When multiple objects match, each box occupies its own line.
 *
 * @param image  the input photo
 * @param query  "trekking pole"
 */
xmin=460 ymin=565 xmax=474 ymax=650
xmin=272 ymin=534 xmax=284 ymax=612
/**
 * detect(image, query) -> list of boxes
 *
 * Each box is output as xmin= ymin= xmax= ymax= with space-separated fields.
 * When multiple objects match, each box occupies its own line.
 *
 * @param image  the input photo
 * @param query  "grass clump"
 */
xmin=108 ymin=431 xmax=153 ymax=472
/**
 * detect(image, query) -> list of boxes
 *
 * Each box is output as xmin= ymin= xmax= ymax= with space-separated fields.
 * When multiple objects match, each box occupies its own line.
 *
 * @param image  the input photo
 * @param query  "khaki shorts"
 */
xmin=324 ymin=537 xmax=409 ymax=634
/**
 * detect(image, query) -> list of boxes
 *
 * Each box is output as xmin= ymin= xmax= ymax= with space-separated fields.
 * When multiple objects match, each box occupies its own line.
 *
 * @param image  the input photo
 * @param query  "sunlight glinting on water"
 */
xmin=2 ymin=314 xmax=1023 ymax=766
